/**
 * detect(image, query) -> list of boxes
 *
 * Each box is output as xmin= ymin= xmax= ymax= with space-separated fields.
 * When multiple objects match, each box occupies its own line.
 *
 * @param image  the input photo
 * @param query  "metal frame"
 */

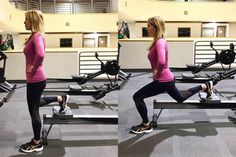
xmin=151 ymin=99 xmax=236 ymax=127
xmin=42 ymin=114 xmax=118 ymax=145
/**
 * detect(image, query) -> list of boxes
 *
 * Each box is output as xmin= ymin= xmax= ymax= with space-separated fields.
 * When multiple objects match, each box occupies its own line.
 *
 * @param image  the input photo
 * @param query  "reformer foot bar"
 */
xmin=151 ymin=99 xmax=236 ymax=128
xmin=42 ymin=114 xmax=118 ymax=145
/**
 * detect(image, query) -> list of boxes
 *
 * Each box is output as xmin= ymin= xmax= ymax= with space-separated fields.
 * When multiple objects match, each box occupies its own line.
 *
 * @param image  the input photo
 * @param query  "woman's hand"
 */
xmin=152 ymin=69 xmax=157 ymax=80
xmin=27 ymin=64 xmax=36 ymax=79
xmin=26 ymin=64 xmax=33 ymax=73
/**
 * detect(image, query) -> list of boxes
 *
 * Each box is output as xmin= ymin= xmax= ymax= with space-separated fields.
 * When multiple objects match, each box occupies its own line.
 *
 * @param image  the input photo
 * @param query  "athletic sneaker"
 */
xmin=205 ymin=81 xmax=213 ymax=98
xmin=20 ymin=139 xmax=43 ymax=153
xmin=59 ymin=95 xmax=69 ymax=113
xmin=131 ymin=123 xmax=153 ymax=134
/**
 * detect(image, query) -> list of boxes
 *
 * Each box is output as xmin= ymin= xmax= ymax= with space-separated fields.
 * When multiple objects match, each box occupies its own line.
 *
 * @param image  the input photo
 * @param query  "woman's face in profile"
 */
xmin=24 ymin=17 xmax=32 ymax=31
xmin=147 ymin=22 xmax=156 ymax=37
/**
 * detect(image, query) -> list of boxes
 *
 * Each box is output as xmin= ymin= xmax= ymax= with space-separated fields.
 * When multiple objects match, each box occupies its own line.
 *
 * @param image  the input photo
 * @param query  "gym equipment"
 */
xmin=42 ymin=106 xmax=118 ymax=145
xmin=0 ymin=51 xmax=14 ymax=92
xmin=151 ymin=68 xmax=236 ymax=127
xmin=151 ymin=98 xmax=236 ymax=128
xmin=0 ymin=34 xmax=14 ymax=51
xmin=118 ymin=21 xmax=130 ymax=39
xmin=41 ymin=51 xmax=130 ymax=145
xmin=174 ymin=42 xmax=236 ymax=83
xmin=44 ymin=52 xmax=131 ymax=100
xmin=0 ymin=84 xmax=17 ymax=107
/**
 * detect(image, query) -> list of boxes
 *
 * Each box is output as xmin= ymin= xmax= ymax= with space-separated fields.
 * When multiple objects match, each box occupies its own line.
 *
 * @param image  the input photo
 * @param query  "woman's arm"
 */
xmin=31 ymin=33 xmax=45 ymax=74
xmin=155 ymin=39 xmax=166 ymax=78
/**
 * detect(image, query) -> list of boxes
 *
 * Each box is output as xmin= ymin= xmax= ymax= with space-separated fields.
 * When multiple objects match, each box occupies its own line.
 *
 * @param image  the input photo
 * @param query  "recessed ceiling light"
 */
xmin=0 ymin=30 xmax=3 ymax=32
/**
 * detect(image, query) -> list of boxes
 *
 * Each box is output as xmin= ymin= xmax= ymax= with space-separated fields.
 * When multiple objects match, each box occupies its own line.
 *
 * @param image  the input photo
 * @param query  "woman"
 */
xmin=131 ymin=16 xmax=214 ymax=134
xmin=19 ymin=10 xmax=69 ymax=153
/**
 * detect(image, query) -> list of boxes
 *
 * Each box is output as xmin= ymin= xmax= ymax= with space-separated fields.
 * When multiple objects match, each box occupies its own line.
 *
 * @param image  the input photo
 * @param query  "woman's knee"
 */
xmin=133 ymin=94 xmax=143 ymax=106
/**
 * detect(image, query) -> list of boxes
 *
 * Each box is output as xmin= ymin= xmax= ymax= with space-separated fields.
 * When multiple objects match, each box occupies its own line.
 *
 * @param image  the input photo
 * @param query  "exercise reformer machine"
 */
xmin=151 ymin=67 xmax=236 ymax=127
xmin=41 ymin=52 xmax=131 ymax=145
xmin=174 ymin=42 xmax=236 ymax=83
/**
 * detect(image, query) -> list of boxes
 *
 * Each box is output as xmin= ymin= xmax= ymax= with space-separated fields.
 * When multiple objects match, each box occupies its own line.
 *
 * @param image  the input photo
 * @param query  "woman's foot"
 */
xmin=204 ymin=81 xmax=213 ymax=98
xmin=59 ymin=95 xmax=69 ymax=113
xmin=131 ymin=122 xmax=153 ymax=134
xmin=20 ymin=139 xmax=43 ymax=153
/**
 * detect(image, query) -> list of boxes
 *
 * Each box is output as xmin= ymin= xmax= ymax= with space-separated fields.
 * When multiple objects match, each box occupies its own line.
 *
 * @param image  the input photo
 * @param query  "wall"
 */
xmin=118 ymin=0 xmax=236 ymax=22
xmin=119 ymin=38 xmax=194 ymax=69
xmin=124 ymin=22 xmax=202 ymax=38
xmin=229 ymin=24 xmax=236 ymax=37
xmin=5 ymin=48 xmax=117 ymax=80
xmin=0 ymin=0 xmax=118 ymax=33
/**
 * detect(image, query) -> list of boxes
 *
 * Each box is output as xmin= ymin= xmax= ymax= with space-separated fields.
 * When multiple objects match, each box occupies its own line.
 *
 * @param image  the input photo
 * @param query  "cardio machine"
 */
xmin=0 ymin=51 xmax=14 ymax=92
xmin=174 ymin=42 xmax=236 ymax=83
xmin=0 ymin=50 xmax=17 ymax=107
xmin=43 ymin=52 xmax=131 ymax=100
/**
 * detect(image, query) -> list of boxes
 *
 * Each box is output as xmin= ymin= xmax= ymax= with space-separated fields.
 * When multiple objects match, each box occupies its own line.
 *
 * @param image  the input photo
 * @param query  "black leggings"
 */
xmin=39 ymin=96 xmax=58 ymax=107
xmin=133 ymin=79 xmax=202 ymax=123
xmin=27 ymin=80 xmax=46 ymax=141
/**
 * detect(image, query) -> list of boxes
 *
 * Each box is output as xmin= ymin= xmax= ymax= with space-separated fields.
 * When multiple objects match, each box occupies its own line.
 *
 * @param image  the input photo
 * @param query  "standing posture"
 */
xmin=19 ymin=10 xmax=69 ymax=153
xmin=131 ymin=16 xmax=214 ymax=134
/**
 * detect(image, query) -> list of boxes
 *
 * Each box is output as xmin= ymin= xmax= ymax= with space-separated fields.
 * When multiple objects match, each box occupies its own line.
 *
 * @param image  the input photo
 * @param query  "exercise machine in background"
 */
xmin=174 ymin=42 xmax=235 ymax=83
xmin=41 ymin=52 xmax=131 ymax=144
xmin=0 ymin=51 xmax=14 ymax=92
xmin=44 ymin=52 xmax=131 ymax=100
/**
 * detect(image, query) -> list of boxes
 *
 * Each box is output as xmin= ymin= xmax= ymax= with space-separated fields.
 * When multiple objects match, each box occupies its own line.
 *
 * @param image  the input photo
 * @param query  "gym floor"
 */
xmin=1 ymin=71 xmax=236 ymax=157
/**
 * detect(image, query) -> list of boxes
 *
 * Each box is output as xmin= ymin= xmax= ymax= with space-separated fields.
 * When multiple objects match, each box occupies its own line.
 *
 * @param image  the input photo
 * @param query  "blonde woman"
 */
xmin=131 ymin=16 xmax=214 ymax=134
xmin=18 ymin=10 xmax=46 ymax=153
xmin=20 ymin=10 xmax=70 ymax=153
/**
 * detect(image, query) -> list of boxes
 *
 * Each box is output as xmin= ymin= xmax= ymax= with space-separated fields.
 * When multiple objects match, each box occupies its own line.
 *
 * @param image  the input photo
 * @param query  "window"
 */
xmin=142 ymin=27 xmax=148 ymax=37
xmin=60 ymin=38 xmax=72 ymax=47
xmin=178 ymin=27 xmax=191 ymax=37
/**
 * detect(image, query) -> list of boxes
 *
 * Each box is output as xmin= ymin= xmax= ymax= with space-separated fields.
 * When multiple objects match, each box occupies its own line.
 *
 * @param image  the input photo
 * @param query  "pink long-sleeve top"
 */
xmin=148 ymin=38 xmax=174 ymax=82
xmin=23 ymin=32 xmax=46 ymax=83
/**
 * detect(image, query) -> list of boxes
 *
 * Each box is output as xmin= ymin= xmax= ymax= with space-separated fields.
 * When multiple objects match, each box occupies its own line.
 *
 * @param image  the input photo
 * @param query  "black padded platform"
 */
xmin=153 ymin=99 xmax=236 ymax=109
xmin=152 ymin=98 xmax=236 ymax=128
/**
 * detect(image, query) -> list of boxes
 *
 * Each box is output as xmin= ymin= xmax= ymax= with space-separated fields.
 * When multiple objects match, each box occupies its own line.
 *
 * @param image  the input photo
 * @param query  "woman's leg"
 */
xmin=133 ymin=81 xmax=166 ymax=123
xmin=39 ymin=96 xmax=58 ymax=107
xmin=27 ymin=81 xmax=46 ymax=141
xmin=166 ymin=79 xmax=203 ymax=103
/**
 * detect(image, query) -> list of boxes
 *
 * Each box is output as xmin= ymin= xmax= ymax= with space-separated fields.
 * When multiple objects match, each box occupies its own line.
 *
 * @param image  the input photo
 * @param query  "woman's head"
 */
xmin=24 ymin=10 xmax=44 ymax=33
xmin=147 ymin=16 xmax=166 ymax=39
